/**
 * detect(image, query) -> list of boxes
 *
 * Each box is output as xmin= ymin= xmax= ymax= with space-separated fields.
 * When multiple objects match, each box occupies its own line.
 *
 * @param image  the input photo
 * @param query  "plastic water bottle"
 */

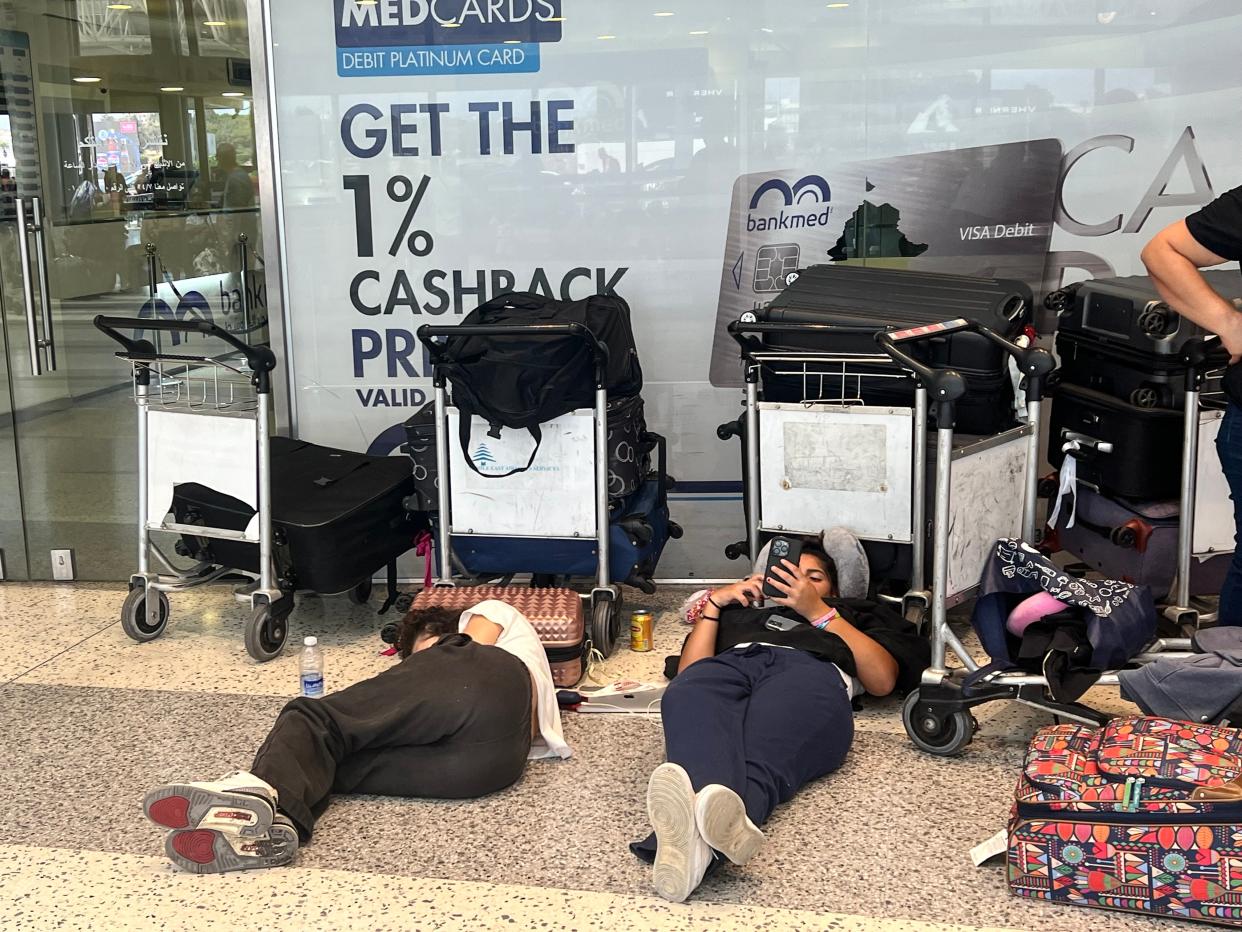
xmin=299 ymin=636 xmax=324 ymax=698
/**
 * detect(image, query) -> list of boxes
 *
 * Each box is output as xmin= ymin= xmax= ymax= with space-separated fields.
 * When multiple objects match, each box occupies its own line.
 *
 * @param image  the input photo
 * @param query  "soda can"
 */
xmin=630 ymin=610 xmax=653 ymax=652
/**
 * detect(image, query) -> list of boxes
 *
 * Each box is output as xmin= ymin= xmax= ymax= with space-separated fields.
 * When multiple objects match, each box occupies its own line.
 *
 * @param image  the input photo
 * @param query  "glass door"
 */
xmin=0 ymin=0 xmax=263 ymax=580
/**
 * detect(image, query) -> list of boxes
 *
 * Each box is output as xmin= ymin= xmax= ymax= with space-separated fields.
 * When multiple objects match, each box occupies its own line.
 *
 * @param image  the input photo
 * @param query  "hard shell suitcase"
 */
xmin=759 ymin=265 xmax=1031 ymax=435
xmin=173 ymin=436 xmax=420 ymax=595
xmin=1008 ymin=716 xmax=1242 ymax=927
xmin=1048 ymin=484 xmax=1231 ymax=602
xmin=1048 ymin=271 xmax=1242 ymax=357
xmin=409 ymin=585 xmax=586 ymax=687
xmin=1048 ymin=383 xmax=1184 ymax=500
xmin=1055 ymin=331 xmax=1221 ymax=411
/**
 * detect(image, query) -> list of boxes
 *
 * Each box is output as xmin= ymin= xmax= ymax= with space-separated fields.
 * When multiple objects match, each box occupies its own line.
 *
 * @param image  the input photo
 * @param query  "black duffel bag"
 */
xmin=440 ymin=291 xmax=643 ymax=476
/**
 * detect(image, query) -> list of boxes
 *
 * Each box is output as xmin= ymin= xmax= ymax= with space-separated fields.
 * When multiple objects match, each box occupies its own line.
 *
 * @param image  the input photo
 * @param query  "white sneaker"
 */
xmin=695 ymin=783 xmax=765 ymax=866
xmin=143 ymin=771 xmax=277 ymax=838
xmin=164 ymin=813 xmax=298 ymax=874
xmin=647 ymin=762 xmax=714 ymax=903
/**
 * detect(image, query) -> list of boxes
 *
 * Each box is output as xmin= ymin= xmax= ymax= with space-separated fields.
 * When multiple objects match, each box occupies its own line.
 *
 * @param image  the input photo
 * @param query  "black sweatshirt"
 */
xmin=680 ymin=598 xmax=930 ymax=696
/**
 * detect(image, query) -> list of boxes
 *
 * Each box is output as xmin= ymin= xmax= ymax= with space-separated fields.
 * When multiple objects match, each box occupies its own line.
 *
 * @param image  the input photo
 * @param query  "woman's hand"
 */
xmin=766 ymin=560 xmax=829 ymax=622
xmin=712 ymin=574 xmax=764 ymax=609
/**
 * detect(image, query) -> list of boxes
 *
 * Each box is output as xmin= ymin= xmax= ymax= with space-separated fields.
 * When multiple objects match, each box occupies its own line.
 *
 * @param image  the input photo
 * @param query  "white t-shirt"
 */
xmin=459 ymin=600 xmax=572 ymax=760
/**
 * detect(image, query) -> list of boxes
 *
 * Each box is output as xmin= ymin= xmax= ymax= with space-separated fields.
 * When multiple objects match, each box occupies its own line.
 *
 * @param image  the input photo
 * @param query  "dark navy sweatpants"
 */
xmin=632 ymin=645 xmax=854 ymax=862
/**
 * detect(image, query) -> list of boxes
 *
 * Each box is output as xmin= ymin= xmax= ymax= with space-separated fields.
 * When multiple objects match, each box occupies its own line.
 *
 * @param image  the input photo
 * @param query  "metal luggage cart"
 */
xmin=1045 ymin=338 xmax=1233 ymax=631
xmin=417 ymin=321 xmax=678 ymax=656
xmin=720 ymin=317 xmax=1048 ymax=625
xmin=94 ymin=315 xmax=292 ymax=661
xmin=895 ymin=333 xmax=1223 ymax=756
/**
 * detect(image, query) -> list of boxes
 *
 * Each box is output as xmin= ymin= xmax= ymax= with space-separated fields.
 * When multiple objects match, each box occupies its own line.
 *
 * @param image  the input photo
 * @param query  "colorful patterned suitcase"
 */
xmin=410 ymin=586 xmax=586 ymax=687
xmin=1009 ymin=716 xmax=1242 ymax=926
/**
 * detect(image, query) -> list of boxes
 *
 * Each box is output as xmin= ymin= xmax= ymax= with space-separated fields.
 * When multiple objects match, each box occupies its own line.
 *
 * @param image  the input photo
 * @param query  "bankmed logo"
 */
xmin=471 ymin=443 xmax=497 ymax=467
xmin=746 ymin=174 xmax=833 ymax=233
xmin=335 ymin=0 xmax=562 ymax=77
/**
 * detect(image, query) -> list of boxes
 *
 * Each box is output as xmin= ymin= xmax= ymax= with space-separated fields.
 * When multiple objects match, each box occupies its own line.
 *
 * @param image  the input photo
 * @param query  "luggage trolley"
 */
xmin=94 ymin=315 xmax=292 ymax=661
xmin=721 ymin=316 xmax=1050 ymax=627
xmin=896 ymin=339 xmax=1222 ymax=757
xmin=417 ymin=321 xmax=678 ymax=656
xmin=1044 ymin=337 xmax=1233 ymax=631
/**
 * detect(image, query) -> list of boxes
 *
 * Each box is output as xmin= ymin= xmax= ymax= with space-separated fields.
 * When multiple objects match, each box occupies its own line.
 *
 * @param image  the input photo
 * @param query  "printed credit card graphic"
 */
xmin=708 ymin=139 xmax=1064 ymax=386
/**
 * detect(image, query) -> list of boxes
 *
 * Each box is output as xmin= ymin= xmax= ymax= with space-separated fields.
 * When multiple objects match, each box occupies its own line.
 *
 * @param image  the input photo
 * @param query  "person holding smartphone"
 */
xmin=630 ymin=535 xmax=929 ymax=902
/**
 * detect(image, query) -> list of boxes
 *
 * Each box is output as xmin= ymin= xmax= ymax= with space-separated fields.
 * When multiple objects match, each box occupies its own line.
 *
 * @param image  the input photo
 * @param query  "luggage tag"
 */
xmin=1046 ymin=455 xmax=1077 ymax=529
xmin=970 ymin=828 xmax=1009 ymax=867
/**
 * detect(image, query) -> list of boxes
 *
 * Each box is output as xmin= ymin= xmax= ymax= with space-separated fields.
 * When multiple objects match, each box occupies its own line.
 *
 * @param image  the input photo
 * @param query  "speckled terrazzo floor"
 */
xmin=0 ymin=581 xmax=1177 ymax=931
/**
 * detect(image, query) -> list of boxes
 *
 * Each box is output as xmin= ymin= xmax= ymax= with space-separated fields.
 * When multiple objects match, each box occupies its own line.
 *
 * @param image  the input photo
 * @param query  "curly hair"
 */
xmin=396 ymin=606 xmax=462 ymax=658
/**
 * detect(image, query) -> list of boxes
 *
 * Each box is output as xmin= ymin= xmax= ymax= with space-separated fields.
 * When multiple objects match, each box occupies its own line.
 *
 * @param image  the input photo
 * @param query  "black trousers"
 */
xmin=632 ymin=645 xmax=854 ymax=862
xmin=251 ymin=633 xmax=533 ymax=841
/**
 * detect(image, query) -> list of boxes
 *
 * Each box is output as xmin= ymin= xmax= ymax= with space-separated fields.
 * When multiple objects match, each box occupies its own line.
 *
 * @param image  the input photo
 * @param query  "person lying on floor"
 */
xmin=141 ymin=600 xmax=570 ymax=873
xmin=631 ymin=536 xmax=929 ymax=902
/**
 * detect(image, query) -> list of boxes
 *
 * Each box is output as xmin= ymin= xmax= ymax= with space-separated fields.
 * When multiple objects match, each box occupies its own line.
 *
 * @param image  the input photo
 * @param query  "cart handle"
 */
xmin=93 ymin=315 xmax=277 ymax=378
xmin=417 ymin=323 xmax=611 ymax=387
xmin=727 ymin=318 xmax=887 ymax=355
xmin=877 ymin=317 xmax=1055 ymax=404
xmin=1181 ymin=336 xmax=1230 ymax=390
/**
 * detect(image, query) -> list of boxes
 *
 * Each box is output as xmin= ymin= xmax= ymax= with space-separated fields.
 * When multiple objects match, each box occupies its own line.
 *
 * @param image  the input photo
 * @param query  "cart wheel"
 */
xmin=592 ymin=600 xmax=616 ymax=658
xmin=121 ymin=587 xmax=170 ymax=643
xmin=347 ymin=579 xmax=372 ymax=605
xmin=902 ymin=689 xmax=975 ymax=756
xmin=609 ymin=590 xmax=626 ymax=647
xmin=245 ymin=604 xmax=290 ymax=663
xmin=667 ymin=521 xmax=684 ymax=540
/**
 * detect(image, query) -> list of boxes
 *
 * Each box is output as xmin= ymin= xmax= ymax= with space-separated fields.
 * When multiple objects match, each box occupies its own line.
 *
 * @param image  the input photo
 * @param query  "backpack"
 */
xmin=439 ymin=292 xmax=643 ymax=476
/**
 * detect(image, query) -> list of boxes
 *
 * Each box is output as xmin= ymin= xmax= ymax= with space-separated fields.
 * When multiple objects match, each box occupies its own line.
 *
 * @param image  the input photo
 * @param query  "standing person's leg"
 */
xmin=1217 ymin=404 xmax=1242 ymax=625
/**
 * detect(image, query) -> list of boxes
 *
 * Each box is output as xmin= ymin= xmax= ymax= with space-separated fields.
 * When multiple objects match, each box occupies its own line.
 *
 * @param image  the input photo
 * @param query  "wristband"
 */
xmin=810 ymin=608 xmax=838 ymax=630
xmin=707 ymin=597 xmax=724 ymax=610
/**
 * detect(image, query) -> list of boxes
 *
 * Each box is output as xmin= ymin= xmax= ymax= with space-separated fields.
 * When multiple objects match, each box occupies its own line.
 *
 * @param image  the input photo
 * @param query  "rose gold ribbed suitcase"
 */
xmin=410 ymin=586 xmax=586 ymax=686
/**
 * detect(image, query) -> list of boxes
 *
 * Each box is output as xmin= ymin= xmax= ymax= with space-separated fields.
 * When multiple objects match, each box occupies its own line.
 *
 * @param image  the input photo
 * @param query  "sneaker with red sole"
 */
xmin=165 ymin=814 xmax=298 ymax=874
xmin=143 ymin=771 xmax=277 ymax=838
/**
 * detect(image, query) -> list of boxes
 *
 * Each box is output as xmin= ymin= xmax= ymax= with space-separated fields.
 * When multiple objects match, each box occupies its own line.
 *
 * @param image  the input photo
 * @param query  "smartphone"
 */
xmin=761 ymin=536 xmax=804 ymax=599
xmin=764 ymin=614 xmax=802 ymax=633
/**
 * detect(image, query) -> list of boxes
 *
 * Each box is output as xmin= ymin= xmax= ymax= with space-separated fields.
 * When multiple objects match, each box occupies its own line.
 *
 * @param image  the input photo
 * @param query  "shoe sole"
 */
xmin=647 ymin=763 xmax=705 ymax=903
xmin=695 ymin=785 xmax=765 ymax=866
xmin=143 ymin=784 xmax=273 ymax=838
xmin=164 ymin=822 xmax=297 ymax=874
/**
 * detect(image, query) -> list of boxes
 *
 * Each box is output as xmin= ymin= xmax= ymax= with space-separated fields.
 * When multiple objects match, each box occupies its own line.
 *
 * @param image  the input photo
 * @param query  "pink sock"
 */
xmin=1007 ymin=592 xmax=1070 ymax=637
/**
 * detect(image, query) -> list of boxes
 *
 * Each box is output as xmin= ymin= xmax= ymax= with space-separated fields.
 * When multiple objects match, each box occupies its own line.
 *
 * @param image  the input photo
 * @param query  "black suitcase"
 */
xmin=173 ymin=436 xmax=420 ymax=595
xmin=759 ymin=266 xmax=1031 ymax=435
xmin=1054 ymin=331 xmax=1222 ymax=411
xmin=1048 ymin=383 xmax=1184 ymax=500
xmin=1048 ymin=271 xmax=1242 ymax=356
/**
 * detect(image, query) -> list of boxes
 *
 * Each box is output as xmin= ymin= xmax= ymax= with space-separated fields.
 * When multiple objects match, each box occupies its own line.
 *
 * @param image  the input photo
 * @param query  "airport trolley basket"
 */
xmin=416 ymin=321 xmax=680 ymax=655
xmin=94 ymin=314 xmax=292 ymax=661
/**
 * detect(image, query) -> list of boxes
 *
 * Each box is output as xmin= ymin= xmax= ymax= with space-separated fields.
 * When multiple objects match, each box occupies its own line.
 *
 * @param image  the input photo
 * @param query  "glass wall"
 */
xmin=0 ymin=0 xmax=265 ymax=579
